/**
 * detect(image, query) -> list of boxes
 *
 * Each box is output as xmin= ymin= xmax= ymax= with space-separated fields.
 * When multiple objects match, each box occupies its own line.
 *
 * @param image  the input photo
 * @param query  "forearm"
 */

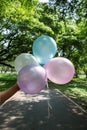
xmin=0 ymin=83 xmax=19 ymax=104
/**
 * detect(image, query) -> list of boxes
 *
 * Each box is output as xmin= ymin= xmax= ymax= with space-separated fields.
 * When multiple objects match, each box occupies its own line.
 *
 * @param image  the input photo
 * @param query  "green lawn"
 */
xmin=0 ymin=73 xmax=87 ymax=111
xmin=0 ymin=73 xmax=17 ymax=91
xmin=49 ymin=77 xmax=87 ymax=111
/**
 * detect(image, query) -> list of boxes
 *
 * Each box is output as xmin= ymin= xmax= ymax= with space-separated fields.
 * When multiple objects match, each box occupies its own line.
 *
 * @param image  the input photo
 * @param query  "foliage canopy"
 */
xmin=0 ymin=0 xmax=87 ymax=77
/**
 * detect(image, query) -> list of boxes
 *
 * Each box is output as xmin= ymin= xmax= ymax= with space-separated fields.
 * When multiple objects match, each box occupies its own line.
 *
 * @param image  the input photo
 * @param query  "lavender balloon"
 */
xmin=17 ymin=64 xmax=47 ymax=94
xmin=44 ymin=57 xmax=75 ymax=84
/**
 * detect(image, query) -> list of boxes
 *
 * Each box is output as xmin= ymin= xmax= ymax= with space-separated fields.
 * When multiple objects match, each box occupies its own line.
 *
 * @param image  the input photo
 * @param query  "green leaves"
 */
xmin=0 ymin=0 xmax=53 ymax=68
xmin=0 ymin=0 xmax=87 ymax=77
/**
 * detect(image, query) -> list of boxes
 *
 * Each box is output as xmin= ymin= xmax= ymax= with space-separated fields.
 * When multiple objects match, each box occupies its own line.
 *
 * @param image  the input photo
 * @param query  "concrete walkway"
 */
xmin=0 ymin=87 xmax=87 ymax=130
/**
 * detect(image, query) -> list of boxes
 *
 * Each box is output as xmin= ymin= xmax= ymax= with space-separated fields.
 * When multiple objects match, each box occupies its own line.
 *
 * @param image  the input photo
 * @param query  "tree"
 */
xmin=48 ymin=0 xmax=87 ymax=77
xmin=0 ymin=0 xmax=53 ymax=68
xmin=77 ymin=17 xmax=87 ymax=77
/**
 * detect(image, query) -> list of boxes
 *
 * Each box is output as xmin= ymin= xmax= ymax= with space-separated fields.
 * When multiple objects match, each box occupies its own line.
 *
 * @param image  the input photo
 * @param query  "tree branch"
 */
xmin=0 ymin=62 xmax=14 ymax=68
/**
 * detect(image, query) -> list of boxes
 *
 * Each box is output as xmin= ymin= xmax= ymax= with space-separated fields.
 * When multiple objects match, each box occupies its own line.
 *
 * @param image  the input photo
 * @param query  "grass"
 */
xmin=0 ymin=73 xmax=17 ymax=91
xmin=0 ymin=73 xmax=87 ymax=111
xmin=49 ymin=77 xmax=87 ymax=111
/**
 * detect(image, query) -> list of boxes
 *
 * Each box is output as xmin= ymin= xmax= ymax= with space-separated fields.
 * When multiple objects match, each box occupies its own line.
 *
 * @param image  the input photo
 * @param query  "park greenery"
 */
xmin=0 ymin=0 xmax=87 ymax=110
xmin=0 ymin=0 xmax=87 ymax=77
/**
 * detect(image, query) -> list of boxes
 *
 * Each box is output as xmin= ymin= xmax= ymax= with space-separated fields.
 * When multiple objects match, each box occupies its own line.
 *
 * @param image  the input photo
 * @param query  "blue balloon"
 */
xmin=32 ymin=35 xmax=57 ymax=64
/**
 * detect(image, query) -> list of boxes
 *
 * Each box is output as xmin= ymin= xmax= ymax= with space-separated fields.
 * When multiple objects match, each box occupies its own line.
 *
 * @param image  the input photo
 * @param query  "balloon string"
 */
xmin=24 ymin=92 xmax=29 ymax=103
xmin=46 ymin=81 xmax=52 ymax=119
xmin=57 ymin=49 xmax=60 ymax=57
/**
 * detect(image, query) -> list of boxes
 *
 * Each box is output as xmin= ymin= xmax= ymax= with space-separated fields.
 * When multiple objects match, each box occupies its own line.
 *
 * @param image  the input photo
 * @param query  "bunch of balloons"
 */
xmin=14 ymin=35 xmax=75 ymax=94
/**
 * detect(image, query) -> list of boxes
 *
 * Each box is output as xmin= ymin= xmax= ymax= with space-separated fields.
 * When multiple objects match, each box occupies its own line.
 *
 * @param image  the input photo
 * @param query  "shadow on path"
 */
xmin=0 ymin=88 xmax=87 ymax=130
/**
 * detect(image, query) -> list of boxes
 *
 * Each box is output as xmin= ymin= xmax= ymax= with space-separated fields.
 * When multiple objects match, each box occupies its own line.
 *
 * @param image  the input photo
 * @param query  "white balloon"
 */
xmin=14 ymin=53 xmax=39 ymax=72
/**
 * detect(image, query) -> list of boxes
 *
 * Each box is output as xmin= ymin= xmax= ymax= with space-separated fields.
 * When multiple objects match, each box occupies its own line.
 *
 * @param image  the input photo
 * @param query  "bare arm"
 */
xmin=0 ymin=83 xmax=19 ymax=104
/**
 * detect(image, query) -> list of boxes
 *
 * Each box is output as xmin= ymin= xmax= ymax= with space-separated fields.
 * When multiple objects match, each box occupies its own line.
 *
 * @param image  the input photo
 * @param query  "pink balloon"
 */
xmin=17 ymin=64 xmax=47 ymax=94
xmin=44 ymin=57 xmax=75 ymax=84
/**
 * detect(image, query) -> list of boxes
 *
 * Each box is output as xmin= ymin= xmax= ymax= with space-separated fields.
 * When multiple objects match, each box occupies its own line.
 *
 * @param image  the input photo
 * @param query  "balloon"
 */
xmin=14 ymin=53 xmax=39 ymax=72
xmin=17 ymin=64 xmax=47 ymax=94
xmin=32 ymin=35 xmax=57 ymax=65
xmin=44 ymin=57 xmax=75 ymax=84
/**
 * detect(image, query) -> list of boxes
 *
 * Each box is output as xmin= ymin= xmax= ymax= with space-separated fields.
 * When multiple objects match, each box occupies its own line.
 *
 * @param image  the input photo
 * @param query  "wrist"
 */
xmin=14 ymin=83 xmax=20 ymax=91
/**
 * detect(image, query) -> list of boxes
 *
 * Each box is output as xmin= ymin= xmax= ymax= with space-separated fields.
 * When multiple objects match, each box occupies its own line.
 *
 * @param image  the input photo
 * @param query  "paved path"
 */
xmin=0 ymin=87 xmax=87 ymax=130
